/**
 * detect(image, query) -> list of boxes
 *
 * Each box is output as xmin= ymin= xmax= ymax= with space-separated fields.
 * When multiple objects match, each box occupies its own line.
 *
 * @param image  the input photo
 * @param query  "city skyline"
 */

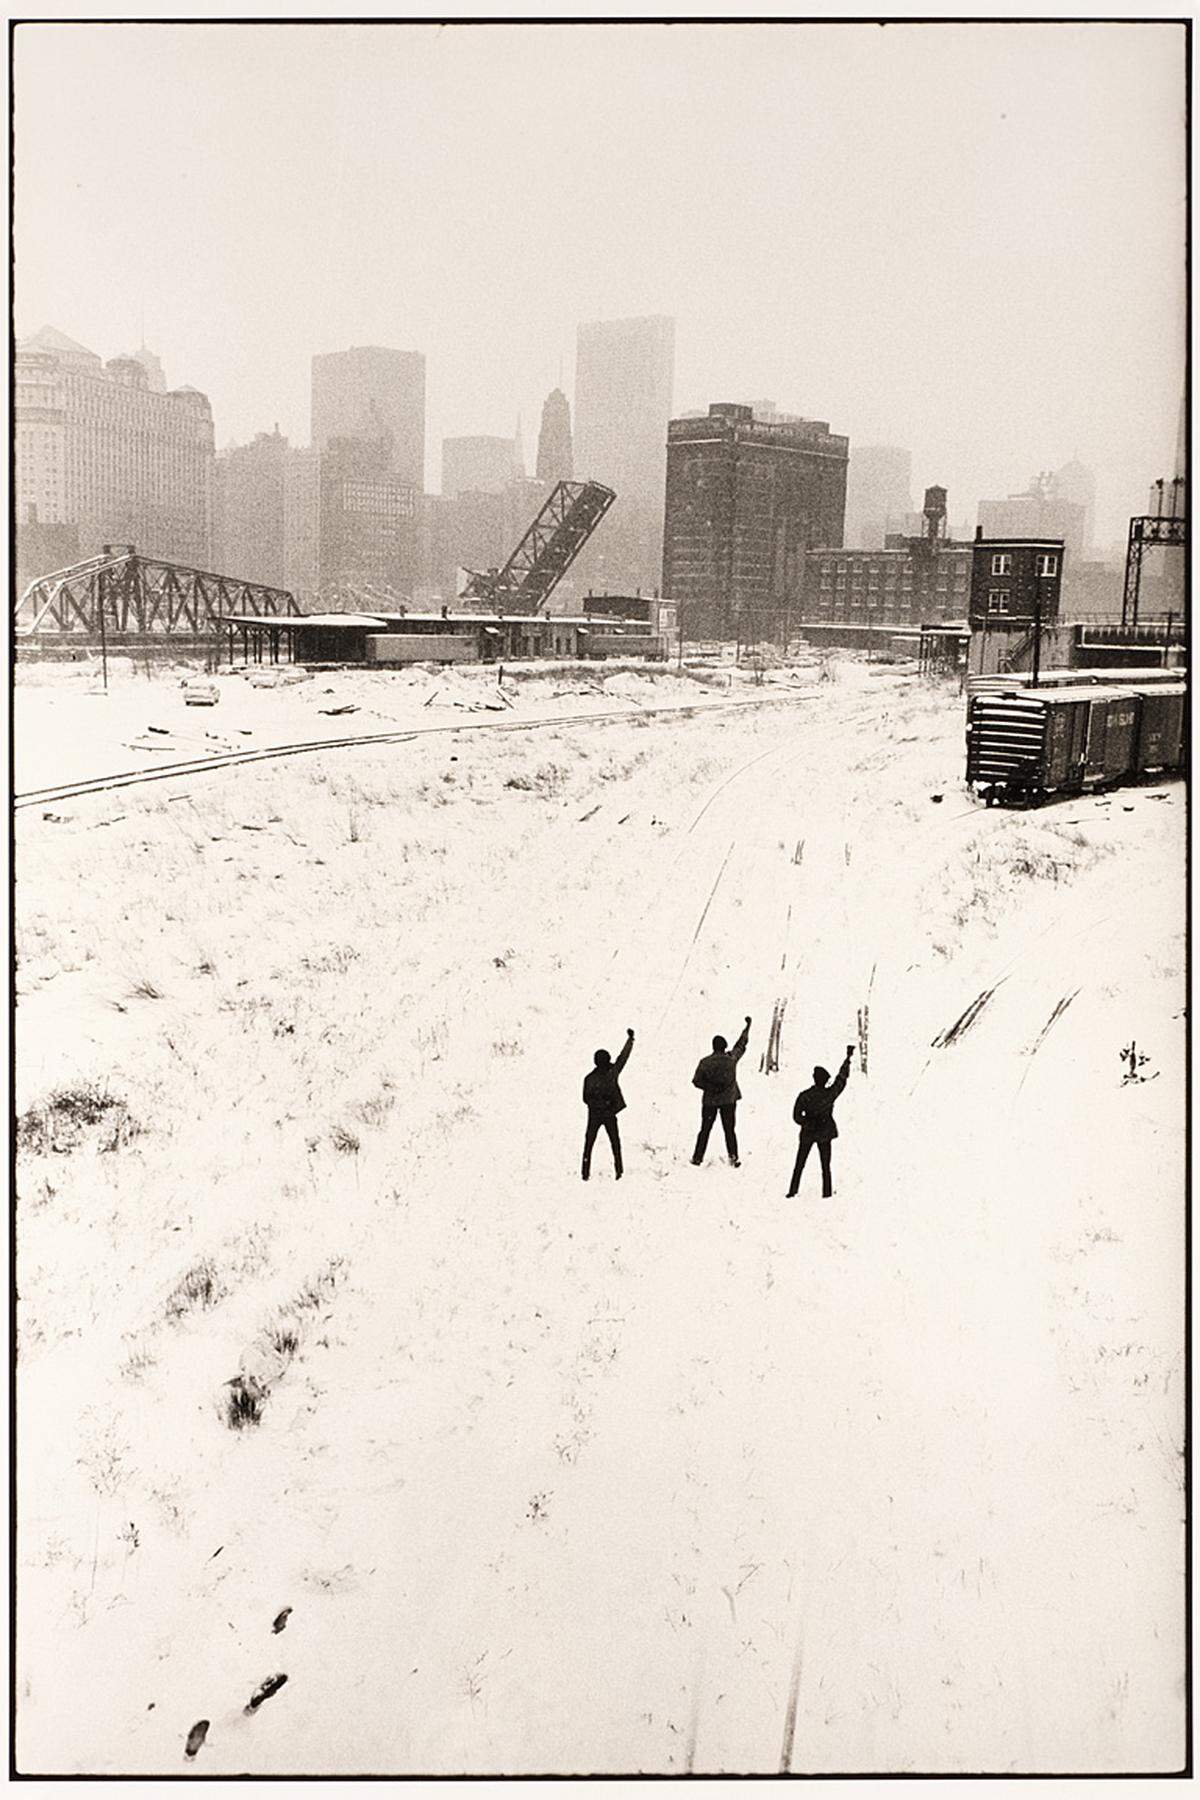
xmin=13 ymin=22 xmax=1185 ymax=549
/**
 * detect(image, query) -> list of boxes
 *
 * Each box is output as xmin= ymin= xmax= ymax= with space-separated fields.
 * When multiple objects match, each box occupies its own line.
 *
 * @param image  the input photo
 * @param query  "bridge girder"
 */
xmin=15 ymin=550 xmax=301 ymax=637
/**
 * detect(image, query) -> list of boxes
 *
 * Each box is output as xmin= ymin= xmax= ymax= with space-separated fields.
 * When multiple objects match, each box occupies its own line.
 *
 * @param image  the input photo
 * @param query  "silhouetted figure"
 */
xmin=787 ymin=1047 xmax=854 ymax=1198
xmin=582 ymin=1028 xmax=634 ymax=1180
xmin=691 ymin=1017 xmax=751 ymax=1167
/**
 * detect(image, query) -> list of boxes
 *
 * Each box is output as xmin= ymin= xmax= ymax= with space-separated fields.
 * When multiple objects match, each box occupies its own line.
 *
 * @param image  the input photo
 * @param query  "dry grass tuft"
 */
xmin=17 ymin=1084 xmax=140 ymax=1156
xmin=226 ymin=1374 xmax=266 ymax=1430
xmin=165 ymin=1257 xmax=224 ymax=1322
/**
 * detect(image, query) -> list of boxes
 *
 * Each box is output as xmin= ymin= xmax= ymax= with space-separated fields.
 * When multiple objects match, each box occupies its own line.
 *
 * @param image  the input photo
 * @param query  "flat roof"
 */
xmin=223 ymin=609 xmax=652 ymax=631
xmin=982 ymin=685 xmax=1139 ymax=704
xmin=221 ymin=612 xmax=389 ymax=628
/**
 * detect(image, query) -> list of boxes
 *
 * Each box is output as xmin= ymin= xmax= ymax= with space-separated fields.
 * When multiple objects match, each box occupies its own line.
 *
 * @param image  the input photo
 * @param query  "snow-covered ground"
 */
xmin=15 ymin=656 xmax=1185 ymax=1775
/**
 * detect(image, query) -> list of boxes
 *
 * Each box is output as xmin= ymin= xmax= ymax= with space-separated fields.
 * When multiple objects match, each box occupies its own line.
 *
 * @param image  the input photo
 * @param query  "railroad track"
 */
xmin=15 ymin=688 xmax=841 ymax=812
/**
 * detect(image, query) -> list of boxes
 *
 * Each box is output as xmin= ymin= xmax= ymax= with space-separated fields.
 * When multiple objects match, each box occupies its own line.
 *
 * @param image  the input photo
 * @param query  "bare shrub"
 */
xmin=131 ymin=977 xmax=164 ymax=1000
xmin=329 ymin=1125 xmax=360 ymax=1155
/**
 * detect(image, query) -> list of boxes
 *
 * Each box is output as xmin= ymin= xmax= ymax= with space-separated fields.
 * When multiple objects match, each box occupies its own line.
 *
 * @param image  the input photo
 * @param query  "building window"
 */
xmin=986 ymin=589 xmax=1010 ymax=615
xmin=991 ymin=553 xmax=1013 ymax=575
xmin=1035 ymin=552 xmax=1058 ymax=576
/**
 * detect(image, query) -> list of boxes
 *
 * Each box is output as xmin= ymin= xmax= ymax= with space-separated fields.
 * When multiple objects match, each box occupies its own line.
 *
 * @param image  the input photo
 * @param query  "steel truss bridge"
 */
xmin=462 ymin=478 xmax=616 ymax=612
xmin=15 ymin=547 xmax=300 ymax=639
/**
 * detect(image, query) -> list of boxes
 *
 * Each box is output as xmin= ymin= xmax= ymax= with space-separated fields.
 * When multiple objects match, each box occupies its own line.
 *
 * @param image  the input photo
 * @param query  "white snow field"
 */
xmin=14 ymin=657 xmax=1185 ymax=1775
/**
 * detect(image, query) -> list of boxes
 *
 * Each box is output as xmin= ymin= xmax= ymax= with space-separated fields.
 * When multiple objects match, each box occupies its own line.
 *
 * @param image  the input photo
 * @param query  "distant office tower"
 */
xmin=978 ymin=474 xmax=1085 ymax=568
xmin=15 ymin=326 xmax=213 ymax=568
xmin=213 ymin=429 xmax=289 ymax=586
xmin=843 ymin=445 xmax=913 ymax=550
xmin=573 ymin=314 xmax=674 ymax=593
xmin=441 ymin=435 xmax=520 ymax=499
xmin=215 ymin=429 xmax=326 ymax=600
xmin=1048 ymin=460 xmax=1097 ymax=560
xmin=425 ymin=476 xmax=552 ymax=606
xmin=121 ymin=344 xmax=166 ymax=393
xmin=662 ymin=402 xmax=849 ymax=639
xmin=311 ymin=346 xmax=426 ymax=493
xmin=318 ymin=435 xmax=419 ymax=602
xmin=536 ymin=387 xmax=574 ymax=485
xmin=283 ymin=448 xmax=322 ymax=605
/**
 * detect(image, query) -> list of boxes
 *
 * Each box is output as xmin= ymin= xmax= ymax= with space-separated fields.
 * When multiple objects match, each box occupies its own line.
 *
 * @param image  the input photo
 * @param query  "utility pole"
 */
xmin=1031 ymin=584 xmax=1042 ymax=687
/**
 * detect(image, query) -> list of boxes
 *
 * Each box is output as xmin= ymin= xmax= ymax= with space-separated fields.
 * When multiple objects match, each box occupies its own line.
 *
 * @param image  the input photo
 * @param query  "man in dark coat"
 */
xmin=691 ymin=1016 xmax=752 ymax=1167
xmin=581 ymin=1028 xmax=635 ymax=1180
xmin=787 ymin=1046 xmax=854 ymax=1198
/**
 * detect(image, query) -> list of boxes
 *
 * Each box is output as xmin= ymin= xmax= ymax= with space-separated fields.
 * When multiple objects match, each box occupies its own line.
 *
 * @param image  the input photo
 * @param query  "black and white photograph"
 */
xmin=10 ymin=16 xmax=1188 ymax=1778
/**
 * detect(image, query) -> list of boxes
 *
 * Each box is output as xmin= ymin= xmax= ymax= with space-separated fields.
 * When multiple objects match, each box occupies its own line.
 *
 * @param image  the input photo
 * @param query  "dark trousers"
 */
xmin=788 ymin=1133 xmax=833 ymax=1197
xmin=694 ymin=1102 xmax=739 ymax=1164
xmin=582 ymin=1110 xmax=622 ymax=1178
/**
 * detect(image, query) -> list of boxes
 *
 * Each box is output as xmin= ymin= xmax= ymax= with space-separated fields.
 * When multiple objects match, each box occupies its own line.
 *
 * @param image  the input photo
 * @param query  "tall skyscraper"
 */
xmin=662 ymin=402 xmax=849 ymax=639
xmin=573 ymin=314 xmax=674 ymax=593
xmin=843 ymin=445 xmax=913 ymax=550
xmin=441 ymin=435 xmax=520 ymax=498
xmin=536 ymin=387 xmax=574 ymax=484
xmin=15 ymin=326 xmax=213 ymax=568
xmin=311 ymin=345 xmax=426 ymax=493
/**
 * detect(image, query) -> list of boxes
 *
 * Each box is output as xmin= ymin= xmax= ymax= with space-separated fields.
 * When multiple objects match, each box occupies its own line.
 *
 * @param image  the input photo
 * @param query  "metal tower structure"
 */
xmin=461 ymin=479 xmax=616 ymax=613
xmin=15 ymin=546 xmax=301 ymax=639
xmin=1122 ymin=482 xmax=1186 ymax=628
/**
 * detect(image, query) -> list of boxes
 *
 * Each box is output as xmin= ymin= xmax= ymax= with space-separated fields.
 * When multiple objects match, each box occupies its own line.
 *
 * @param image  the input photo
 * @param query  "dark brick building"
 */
xmin=800 ymin=542 xmax=972 ymax=627
xmin=662 ymin=403 xmax=848 ymax=639
xmin=799 ymin=485 xmax=972 ymax=629
xmin=968 ymin=534 xmax=1064 ymax=627
xmin=967 ymin=533 xmax=1066 ymax=676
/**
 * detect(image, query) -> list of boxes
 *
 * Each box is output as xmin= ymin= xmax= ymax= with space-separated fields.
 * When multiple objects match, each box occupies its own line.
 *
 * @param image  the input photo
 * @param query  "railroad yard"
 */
xmin=14 ymin=654 xmax=1185 ymax=1774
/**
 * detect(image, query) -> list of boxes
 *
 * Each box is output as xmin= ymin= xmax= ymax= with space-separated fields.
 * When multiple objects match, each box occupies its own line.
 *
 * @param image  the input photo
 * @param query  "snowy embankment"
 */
xmin=15 ymin=660 xmax=1185 ymax=1774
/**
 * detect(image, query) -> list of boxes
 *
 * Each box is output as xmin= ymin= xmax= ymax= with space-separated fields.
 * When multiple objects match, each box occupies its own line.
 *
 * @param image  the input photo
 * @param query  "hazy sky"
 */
xmin=14 ymin=21 xmax=1186 ymax=549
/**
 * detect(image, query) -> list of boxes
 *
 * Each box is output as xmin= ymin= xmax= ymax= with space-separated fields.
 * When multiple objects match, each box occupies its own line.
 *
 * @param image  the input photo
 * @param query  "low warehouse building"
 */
xmin=220 ymin=608 xmax=668 ymax=667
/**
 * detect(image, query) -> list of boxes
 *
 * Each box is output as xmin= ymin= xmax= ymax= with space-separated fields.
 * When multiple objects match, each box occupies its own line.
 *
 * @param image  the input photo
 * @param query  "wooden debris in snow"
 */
xmin=184 ymin=1720 xmax=209 ymax=1759
xmin=244 ymin=1673 xmax=288 ymax=1714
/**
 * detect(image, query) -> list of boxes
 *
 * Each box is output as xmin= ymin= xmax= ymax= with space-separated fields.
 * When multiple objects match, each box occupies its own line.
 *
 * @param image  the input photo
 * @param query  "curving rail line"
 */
xmin=15 ymin=689 xmax=840 ymax=811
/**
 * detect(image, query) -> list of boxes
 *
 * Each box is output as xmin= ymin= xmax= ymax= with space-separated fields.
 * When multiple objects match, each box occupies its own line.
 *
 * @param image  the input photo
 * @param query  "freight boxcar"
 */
xmin=1080 ymin=689 xmax=1139 ymax=787
xmin=1132 ymin=683 xmax=1187 ymax=776
xmin=965 ymin=683 xmax=1176 ymax=804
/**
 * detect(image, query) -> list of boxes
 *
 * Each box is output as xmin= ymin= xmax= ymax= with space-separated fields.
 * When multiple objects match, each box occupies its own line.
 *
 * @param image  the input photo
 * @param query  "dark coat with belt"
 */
xmin=792 ymin=1055 xmax=852 ymax=1142
xmin=582 ymin=1036 xmax=633 ymax=1114
xmin=692 ymin=1023 xmax=750 ymax=1107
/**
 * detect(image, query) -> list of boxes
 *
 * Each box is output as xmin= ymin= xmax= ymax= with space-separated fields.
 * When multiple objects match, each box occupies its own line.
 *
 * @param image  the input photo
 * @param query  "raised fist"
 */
xmin=745 ymin=1015 xmax=752 ymax=1025
xmin=627 ymin=1027 xmax=635 ymax=1038
xmin=846 ymin=1044 xmax=855 ymax=1057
